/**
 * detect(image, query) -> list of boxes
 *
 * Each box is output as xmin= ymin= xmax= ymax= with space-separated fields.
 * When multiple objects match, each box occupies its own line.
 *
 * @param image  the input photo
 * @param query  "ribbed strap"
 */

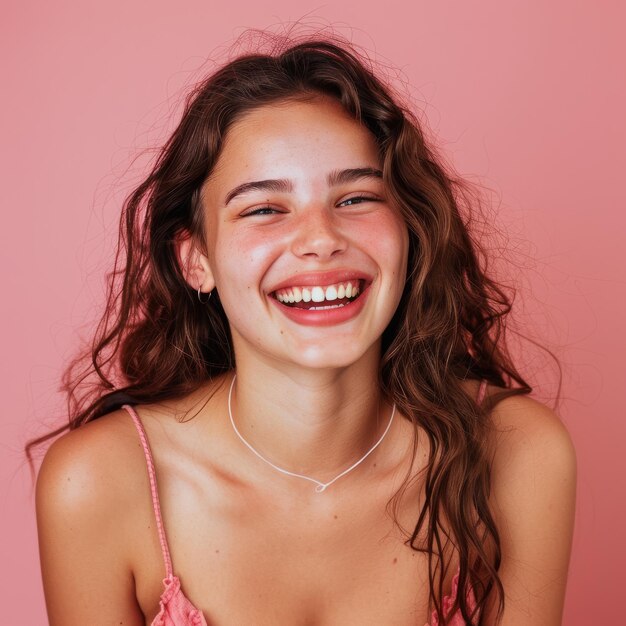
xmin=122 ymin=404 xmax=174 ymax=580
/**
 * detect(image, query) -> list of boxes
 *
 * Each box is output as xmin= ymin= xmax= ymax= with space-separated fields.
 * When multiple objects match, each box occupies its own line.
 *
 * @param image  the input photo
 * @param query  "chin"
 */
xmin=231 ymin=327 xmax=381 ymax=372
xmin=284 ymin=342 xmax=375 ymax=371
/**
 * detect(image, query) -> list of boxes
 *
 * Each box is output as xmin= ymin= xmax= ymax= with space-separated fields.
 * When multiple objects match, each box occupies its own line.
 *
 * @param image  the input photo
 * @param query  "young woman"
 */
xmin=32 ymin=34 xmax=576 ymax=626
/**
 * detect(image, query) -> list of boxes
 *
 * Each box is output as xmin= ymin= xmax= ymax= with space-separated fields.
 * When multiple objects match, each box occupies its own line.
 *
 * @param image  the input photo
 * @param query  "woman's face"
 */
xmin=199 ymin=96 xmax=409 ymax=370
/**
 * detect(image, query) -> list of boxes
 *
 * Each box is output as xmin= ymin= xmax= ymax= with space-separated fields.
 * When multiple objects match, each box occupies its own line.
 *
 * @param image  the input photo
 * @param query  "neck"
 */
xmin=225 ymin=349 xmax=395 ymax=491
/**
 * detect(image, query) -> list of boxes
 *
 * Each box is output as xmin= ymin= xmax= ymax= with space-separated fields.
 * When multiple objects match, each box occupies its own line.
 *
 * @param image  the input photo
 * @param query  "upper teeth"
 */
xmin=275 ymin=281 xmax=361 ymax=304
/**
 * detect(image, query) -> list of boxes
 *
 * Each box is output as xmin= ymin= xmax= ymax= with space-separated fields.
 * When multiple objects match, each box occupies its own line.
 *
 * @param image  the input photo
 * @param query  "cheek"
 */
xmin=212 ymin=227 xmax=283 ymax=288
xmin=357 ymin=212 xmax=408 ymax=274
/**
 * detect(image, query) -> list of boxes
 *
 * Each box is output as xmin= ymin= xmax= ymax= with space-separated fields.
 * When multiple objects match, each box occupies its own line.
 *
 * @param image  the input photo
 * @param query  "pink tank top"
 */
xmin=123 ymin=379 xmax=486 ymax=625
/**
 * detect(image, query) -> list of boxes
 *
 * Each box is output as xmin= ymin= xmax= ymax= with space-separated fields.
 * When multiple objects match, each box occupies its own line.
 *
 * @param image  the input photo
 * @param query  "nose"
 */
xmin=290 ymin=207 xmax=348 ymax=260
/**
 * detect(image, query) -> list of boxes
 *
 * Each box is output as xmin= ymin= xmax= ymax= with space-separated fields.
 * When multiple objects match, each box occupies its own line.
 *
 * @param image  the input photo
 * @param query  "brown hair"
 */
xmin=27 ymin=31 xmax=535 ymax=624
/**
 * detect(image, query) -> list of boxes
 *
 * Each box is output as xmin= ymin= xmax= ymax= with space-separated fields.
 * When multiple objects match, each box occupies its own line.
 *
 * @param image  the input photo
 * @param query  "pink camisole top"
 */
xmin=123 ymin=379 xmax=485 ymax=626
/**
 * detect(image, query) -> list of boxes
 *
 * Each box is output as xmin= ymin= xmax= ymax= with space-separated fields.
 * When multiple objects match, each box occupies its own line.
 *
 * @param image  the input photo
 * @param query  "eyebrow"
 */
xmin=223 ymin=167 xmax=383 ymax=206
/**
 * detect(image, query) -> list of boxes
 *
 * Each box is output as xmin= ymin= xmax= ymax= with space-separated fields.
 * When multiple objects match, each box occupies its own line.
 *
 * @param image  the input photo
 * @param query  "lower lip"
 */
xmin=269 ymin=285 xmax=370 ymax=327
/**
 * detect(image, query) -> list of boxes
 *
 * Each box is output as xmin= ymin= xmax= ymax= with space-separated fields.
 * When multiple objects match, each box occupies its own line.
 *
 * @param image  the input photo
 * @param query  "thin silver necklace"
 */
xmin=227 ymin=374 xmax=396 ymax=493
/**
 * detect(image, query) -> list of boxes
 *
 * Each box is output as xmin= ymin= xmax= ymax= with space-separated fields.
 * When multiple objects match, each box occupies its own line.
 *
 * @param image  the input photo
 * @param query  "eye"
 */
xmin=241 ymin=206 xmax=283 ymax=217
xmin=338 ymin=195 xmax=380 ymax=207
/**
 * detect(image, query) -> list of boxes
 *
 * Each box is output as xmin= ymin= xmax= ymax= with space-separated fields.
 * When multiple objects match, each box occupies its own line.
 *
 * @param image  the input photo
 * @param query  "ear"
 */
xmin=175 ymin=229 xmax=215 ymax=294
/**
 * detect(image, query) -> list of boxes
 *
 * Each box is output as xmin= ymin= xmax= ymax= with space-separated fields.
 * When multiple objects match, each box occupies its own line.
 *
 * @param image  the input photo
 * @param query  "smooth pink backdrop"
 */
xmin=2 ymin=1 xmax=624 ymax=624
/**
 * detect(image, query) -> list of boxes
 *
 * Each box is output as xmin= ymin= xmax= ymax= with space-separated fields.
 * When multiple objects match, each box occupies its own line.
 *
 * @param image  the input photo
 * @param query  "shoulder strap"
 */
xmin=122 ymin=404 xmax=174 ymax=580
xmin=476 ymin=379 xmax=488 ymax=404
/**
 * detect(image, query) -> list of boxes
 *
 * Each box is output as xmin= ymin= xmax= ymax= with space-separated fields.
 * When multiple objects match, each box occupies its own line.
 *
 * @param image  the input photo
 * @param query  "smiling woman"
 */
xmin=28 ymin=30 xmax=576 ymax=626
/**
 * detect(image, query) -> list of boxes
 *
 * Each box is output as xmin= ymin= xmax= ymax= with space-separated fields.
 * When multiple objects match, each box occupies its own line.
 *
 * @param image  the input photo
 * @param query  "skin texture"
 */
xmin=36 ymin=99 xmax=576 ymax=625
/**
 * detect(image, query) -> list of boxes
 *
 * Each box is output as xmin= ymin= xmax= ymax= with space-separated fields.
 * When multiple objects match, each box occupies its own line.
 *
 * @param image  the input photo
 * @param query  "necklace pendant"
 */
xmin=315 ymin=483 xmax=328 ymax=493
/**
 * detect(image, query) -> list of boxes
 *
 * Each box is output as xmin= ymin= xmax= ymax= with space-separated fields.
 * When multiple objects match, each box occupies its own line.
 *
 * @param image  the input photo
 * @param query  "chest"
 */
xmin=133 ymin=471 xmax=441 ymax=625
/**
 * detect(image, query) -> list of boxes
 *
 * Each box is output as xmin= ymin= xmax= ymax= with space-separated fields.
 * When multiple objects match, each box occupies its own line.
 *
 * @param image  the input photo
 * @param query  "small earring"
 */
xmin=197 ymin=286 xmax=212 ymax=304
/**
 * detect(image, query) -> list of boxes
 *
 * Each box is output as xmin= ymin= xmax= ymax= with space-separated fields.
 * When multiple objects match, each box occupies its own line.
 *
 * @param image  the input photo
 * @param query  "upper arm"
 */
xmin=482 ymin=395 xmax=577 ymax=626
xmin=36 ymin=417 xmax=145 ymax=626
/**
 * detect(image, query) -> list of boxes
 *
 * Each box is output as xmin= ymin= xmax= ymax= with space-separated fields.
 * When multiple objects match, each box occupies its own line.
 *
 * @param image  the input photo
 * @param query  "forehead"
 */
xmin=211 ymin=97 xmax=381 ymax=181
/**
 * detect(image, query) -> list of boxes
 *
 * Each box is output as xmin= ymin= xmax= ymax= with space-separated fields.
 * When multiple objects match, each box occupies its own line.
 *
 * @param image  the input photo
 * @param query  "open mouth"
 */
xmin=270 ymin=279 xmax=367 ymax=310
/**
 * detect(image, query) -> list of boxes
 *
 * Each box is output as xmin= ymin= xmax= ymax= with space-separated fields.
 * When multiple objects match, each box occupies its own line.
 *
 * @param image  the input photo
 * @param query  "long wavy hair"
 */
xmin=26 ymin=31 xmax=535 ymax=625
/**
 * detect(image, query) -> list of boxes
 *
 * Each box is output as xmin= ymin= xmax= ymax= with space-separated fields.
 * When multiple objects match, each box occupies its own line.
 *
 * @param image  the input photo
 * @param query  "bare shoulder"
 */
xmin=36 ymin=408 xmax=147 ymax=516
xmin=482 ymin=388 xmax=577 ymax=625
xmin=36 ymin=409 xmax=148 ymax=624
xmin=487 ymin=390 xmax=577 ymax=487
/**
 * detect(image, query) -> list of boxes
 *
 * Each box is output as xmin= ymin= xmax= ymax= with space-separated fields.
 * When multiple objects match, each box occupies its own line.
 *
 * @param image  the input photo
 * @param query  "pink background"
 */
xmin=2 ymin=1 xmax=624 ymax=624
